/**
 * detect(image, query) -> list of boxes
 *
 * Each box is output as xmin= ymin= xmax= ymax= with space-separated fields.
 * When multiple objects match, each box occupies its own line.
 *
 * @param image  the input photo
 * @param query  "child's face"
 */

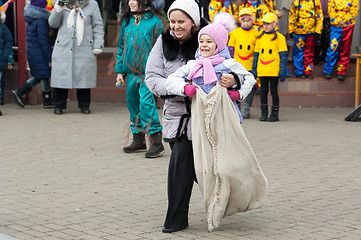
xmin=199 ymin=34 xmax=217 ymax=58
xmin=263 ymin=22 xmax=275 ymax=33
xmin=128 ymin=0 xmax=140 ymax=12
xmin=241 ymin=18 xmax=253 ymax=29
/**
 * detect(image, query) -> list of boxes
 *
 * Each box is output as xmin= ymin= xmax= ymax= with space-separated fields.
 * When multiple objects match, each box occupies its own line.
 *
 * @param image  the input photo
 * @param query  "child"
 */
xmin=228 ymin=8 xmax=258 ymax=119
xmin=166 ymin=21 xmax=267 ymax=231
xmin=240 ymin=0 xmax=275 ymax=32
xmin=12 ymin=0 xmax=53 ymax=108
xmin=289 ymin=0 xmax=323 ymax=79
xmin=252 ymin=13 xmax=287 ymax=122
xmin=0 ymin=10 xmax=13 ymax=109
xmin=323 ymin=0 xmax=359 ymax=80
xmin=116 ymin=0 xmax=165 ymax=158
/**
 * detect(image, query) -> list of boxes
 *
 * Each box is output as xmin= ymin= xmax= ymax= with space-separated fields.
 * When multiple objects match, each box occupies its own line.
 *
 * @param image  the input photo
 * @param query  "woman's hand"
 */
xmin=220 ymin=73 xmax=236 ymax=88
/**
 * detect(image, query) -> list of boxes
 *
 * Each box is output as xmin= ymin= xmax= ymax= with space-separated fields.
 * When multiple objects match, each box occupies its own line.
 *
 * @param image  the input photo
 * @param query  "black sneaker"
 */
xmin=296 ymin=74 xmax=305 ymax=79
xmin=305 ymin=74 xmax=313 ymax=79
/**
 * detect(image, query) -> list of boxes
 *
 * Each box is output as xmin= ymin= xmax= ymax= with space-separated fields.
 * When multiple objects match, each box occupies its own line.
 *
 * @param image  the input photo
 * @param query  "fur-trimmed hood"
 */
xmin=23 ymin=4 xmax=50 ymax=22
xmin=162 ymin=18 xmax=208 ymax=62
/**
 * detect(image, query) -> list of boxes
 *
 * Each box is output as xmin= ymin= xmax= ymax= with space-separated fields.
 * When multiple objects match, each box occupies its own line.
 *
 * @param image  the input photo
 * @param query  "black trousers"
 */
xmin=53 ymin=88 xmax=91 ymax=109
xmin=164 ymin=135 xmax=196 ymax=229
xmin=260 ymin=77 xmax=279 ymax=106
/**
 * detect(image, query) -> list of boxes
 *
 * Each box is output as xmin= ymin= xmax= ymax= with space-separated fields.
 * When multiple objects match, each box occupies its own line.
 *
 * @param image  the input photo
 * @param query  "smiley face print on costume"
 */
xmin=237 ymin=44 xmax=254 ymax=61
xmin=259 ymin=48 xmax=276 ymax=65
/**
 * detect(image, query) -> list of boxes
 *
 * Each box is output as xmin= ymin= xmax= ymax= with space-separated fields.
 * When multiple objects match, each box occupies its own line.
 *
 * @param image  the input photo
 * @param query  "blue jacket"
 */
xmin=24 ymin=5 xmax=52 ymax=79
xmin=0 ymin=23 xmax=13 ymax=71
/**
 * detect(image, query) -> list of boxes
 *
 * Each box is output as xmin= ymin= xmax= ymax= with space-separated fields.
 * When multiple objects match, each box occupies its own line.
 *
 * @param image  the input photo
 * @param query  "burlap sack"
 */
xmin=191 ymin=83 xmax=268 ymax=231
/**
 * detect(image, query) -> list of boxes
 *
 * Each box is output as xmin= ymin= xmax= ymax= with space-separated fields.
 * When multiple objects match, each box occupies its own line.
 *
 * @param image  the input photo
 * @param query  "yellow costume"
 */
xmin=328 ymin=0 xmax=358 ymax=27
xmin=288 ymin=0 xmax=323 ymax=35
xmin=228 ymin=27 xmax=258 ymax=71
xmin=254 ymin=32 xmax=287 ymax=77
xmin=209 ymin=0 xmax=223 ymax=22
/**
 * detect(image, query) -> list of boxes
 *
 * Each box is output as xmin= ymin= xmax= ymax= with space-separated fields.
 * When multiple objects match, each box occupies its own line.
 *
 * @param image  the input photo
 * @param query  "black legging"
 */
xmin=164 ymin=135 xmax=196 ymax=229
xmin=260 ymin=77 xmax=279 ymax=106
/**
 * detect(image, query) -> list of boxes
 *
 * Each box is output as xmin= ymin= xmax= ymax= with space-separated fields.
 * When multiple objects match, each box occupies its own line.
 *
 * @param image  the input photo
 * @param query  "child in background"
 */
xmin=240 ymin=0 xmax=275 ymax=32
xmin=116 ymin=0 xmax=165 ymax=158
xmin=166 ymin=20 xmax=256 ymax=123
xmin=228 ymin=8 xmax=258 ymax=119
xmin=12 ymin=0 xmax=53 ymax=108
xmin=0 ymin=10 xmax=13 ymax=110
xmin=289 ymin=0 xmax=323 ymax=79
xmin=323 ymin=0 xmax=359 ymax=80
xmin=252 ymin=13 xmax=287 ymax=122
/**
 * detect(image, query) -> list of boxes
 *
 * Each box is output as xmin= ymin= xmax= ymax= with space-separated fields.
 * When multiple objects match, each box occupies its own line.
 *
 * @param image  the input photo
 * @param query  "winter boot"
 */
xmin=12 ymin=82 xmax=32 ymax=108
xmin=241 ymin=102 xmax=251 ymax=119
xmin=123 ymin=133 xmax=147 ymax=153
xmin=42 ymin=91 xmax=54 ymax=109
xmin=259 ymin=104 xmax=268 ymax=121
xmin=145 ymin=131 xmax=165 ymax=158
xmin=0 ymin=109 xmax=2 ymax=116
xmin=268 ymin=105 xmax=279 ymax=122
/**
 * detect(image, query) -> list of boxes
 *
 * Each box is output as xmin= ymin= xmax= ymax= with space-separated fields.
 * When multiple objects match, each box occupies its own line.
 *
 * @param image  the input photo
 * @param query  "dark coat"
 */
xmin=24 ymin=4 xmax=52 ymax=79
xmin=0 ymin=23 xmax=13 ymax=71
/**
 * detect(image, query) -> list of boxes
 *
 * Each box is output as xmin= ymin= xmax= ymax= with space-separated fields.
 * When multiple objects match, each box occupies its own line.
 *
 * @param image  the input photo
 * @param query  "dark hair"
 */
xmin=119 ymin=0 xmax=166 ymax=26
xmin=257 ymin=30 xmax=277 ymax=41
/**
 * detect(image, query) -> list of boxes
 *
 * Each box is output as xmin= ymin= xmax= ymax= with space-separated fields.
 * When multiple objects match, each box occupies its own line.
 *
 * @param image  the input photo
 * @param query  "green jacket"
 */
xmin=116 ymin=12 xmax=164 ymax=75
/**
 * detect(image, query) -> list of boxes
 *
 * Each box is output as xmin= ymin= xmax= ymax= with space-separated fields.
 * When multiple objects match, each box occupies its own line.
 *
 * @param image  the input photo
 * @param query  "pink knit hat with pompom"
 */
xmin=198 ymin=12 xmax=235 ymax=54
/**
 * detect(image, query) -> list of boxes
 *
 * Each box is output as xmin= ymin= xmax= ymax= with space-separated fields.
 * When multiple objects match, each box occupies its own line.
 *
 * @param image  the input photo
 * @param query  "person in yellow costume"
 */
xmin=228 ymin=8 xmax=259 ymax=118
xmin=289 ymin=0 xmax=323 ymax=79
xmin=208 ymin=0 xmax=224 ymax=22
xmin=239 ymin=0 xmax=275 ymax=32
xmin=252 ymin=13 xmax=287 ymax=122
xmin=323 ymin=0 xmax=359 ymax=80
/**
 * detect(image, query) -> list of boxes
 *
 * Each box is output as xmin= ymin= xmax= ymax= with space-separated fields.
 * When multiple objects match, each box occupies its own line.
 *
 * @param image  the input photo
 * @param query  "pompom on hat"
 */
xmin=198 ymin=12 xmax=235 ymax=54
xmin=167 ymin=0 xmax=200 ymax=26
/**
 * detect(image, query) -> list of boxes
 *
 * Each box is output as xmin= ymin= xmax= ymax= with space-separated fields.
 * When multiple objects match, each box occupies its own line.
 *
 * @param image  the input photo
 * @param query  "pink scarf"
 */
xmin=187 ymin=55 xmax=225 ymax=85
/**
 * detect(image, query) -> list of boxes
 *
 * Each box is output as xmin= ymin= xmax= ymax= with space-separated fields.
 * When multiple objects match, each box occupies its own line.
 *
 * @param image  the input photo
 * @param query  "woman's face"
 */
xmin=169 ymin=10 xmax=195 ymax=41
xmin=128 ymin=0 xmax=140 ymax=12
xmin=199 ymin=34 xmax=217 ymax=58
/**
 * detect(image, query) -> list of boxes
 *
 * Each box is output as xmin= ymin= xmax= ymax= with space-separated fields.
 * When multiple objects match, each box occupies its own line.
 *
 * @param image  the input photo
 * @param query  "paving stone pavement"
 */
xmin=1 ymin=102 xmax=361 ymax=240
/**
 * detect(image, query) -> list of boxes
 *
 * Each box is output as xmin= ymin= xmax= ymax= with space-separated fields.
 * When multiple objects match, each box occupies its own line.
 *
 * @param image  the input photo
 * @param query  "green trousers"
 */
xmin=126 ymin=74 xmax=162 ymax=135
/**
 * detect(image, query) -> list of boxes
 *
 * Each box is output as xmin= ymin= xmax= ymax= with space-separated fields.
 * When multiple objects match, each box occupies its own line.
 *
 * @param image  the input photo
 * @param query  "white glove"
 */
xmin=93 ymin=48 xmax=103 ymax=55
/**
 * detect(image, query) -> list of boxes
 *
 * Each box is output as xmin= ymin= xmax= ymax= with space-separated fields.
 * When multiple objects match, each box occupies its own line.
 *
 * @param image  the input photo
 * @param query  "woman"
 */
xmin=49 ymin=0 xmax=104 ymax=114
xmin=145 ymin=0 xmax=237 ymax=233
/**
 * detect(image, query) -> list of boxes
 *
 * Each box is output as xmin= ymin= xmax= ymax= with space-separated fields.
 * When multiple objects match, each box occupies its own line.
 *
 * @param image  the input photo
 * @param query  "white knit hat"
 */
xmin=167 ymin=0 xmax=200 ymax=26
